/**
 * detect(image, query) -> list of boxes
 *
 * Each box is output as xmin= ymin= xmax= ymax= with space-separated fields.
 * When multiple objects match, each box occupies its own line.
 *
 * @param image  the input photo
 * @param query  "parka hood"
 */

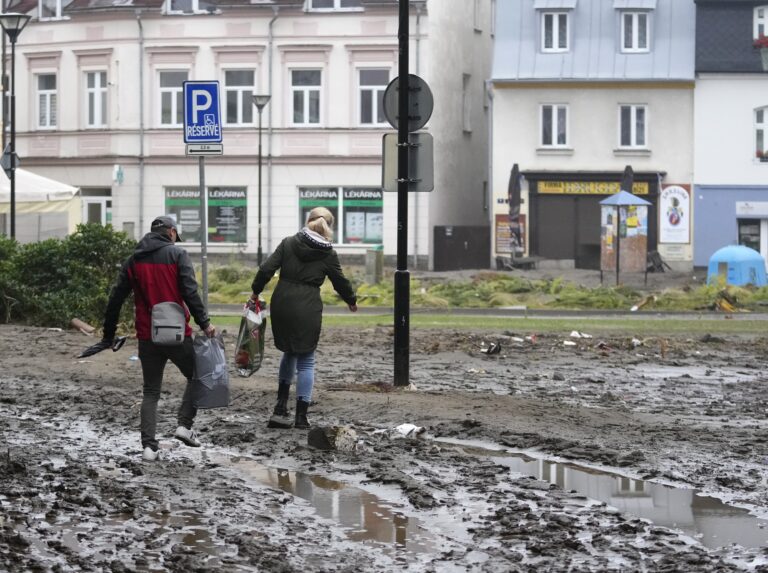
xmin=292 ymin=228 xmax=333 ymax=262
xmin=134 ymin=231 xmax=175 ymax=260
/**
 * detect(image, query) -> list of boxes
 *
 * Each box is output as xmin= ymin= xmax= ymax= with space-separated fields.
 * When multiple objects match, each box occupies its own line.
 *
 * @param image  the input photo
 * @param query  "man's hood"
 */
xmin=292 ymin=228 xmax=333 ymax=262
xmin=134 ymin=232 xmax=174 ymax=259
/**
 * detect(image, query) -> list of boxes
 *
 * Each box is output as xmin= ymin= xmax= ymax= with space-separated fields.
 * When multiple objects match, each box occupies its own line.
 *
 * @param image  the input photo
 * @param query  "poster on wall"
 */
xmin=165 ymin=187 xmax=247 ymax=243
xmin=494 ymin=214 xmax=526 ymax=254
xmin=659 ymin=185 xmax=690 ymax=244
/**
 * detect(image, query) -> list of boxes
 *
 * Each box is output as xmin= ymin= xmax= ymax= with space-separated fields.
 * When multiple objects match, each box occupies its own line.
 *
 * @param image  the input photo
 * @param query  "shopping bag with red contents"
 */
xmin=234 ymin=296 xmax=268 ymax=377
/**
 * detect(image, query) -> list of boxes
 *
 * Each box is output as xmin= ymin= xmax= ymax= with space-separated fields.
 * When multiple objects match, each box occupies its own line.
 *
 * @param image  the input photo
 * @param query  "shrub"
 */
xmin=1 ymin=224 xmax=135 ymax=329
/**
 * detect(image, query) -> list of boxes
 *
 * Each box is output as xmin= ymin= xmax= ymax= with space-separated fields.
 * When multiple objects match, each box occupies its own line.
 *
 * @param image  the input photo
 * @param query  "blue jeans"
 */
xmin=278 ymin=351 xmax=316 ymax=402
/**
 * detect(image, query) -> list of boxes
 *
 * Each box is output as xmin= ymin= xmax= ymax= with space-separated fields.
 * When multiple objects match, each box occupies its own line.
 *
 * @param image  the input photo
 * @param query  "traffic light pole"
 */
xmin=394 ymin=0 xmax=410 ymax=387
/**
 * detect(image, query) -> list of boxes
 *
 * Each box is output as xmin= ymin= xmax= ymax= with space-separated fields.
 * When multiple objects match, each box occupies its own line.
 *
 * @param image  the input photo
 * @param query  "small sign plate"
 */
xmin=186 ymin=143 xmax=223 ymax=156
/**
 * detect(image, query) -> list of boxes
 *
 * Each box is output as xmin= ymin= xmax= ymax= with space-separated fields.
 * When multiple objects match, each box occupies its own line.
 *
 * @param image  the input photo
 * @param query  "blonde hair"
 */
xmin=306 ymin=207 xmax=334 ymax=241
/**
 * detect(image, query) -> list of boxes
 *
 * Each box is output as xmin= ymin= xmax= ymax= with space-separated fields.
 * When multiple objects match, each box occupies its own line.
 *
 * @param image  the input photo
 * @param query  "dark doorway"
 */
xmin=433 ymin=226 xmax=490 ymax=271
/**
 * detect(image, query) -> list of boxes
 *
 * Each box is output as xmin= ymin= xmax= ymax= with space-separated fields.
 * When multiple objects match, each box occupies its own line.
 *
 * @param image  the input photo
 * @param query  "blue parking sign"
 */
xmin=183 ymin=81 xmax=223 ymax=144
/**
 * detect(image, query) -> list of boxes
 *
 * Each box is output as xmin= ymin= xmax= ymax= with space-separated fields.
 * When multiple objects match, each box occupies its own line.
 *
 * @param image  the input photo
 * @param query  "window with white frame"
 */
xmin=542 ymin=12 xmax=569 ymax=52
xmin=308 ymin=0 xmax=362 ymax=10
xmin=541 ymin=104 xmax=568 ymax=147
xmin=621 ymin=12 xmax=649 ymax=53
xmin=619 ymin=104 xmax=647 ymax=148
xmin=85 ymin=71 xmax=108 ymax=128
xmin=159 ymin=70 xmax=187 ymax=127
xmin=292 ymin=69 xmax=321 ymax=125
xmin=39 ymin=0 xmax=72 ymax=20
xmin=164 ymin=0 xmax=216 ymax=14
xmin=755 ymin=107 xmax=768 ymax=161
xmin=359 ymin=69 xmax=388 ymax=126
xmin=37 ymin=74 xmax=57 ymax=129
xmin=224 ymin=70 xmax=255 ymax=125
xmin=755 ymin=6 xmax=768 ymax=38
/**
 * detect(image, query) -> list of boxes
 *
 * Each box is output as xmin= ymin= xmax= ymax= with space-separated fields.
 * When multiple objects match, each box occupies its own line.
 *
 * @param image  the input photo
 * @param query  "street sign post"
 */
xmin=183 ymin=81 xmax=224 ymax=306
xmin=382 ymin=132 xmax=434 ymax=193
xmin=383 ymin=74 xmax=434 ymax=132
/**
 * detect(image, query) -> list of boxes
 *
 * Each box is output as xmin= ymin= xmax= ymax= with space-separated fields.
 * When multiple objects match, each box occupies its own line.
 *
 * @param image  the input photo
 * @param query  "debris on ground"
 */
xmin=630 ymin=295 xmax=657 ymax=312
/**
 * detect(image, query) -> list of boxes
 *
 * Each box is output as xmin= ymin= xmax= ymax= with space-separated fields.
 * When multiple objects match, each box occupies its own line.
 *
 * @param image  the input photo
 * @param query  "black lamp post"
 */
xmin=0 ymin=12 xmax=30 ymax=239
xmin=252 ymin=94 xmax=270 ymax=266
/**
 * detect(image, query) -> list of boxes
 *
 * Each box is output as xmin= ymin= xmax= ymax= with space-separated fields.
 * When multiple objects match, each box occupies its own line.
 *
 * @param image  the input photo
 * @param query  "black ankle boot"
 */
xmin=267 ymin=382 xmax=293 ymax=429
xmin=294 ymin=399 xmax=310 ymax=430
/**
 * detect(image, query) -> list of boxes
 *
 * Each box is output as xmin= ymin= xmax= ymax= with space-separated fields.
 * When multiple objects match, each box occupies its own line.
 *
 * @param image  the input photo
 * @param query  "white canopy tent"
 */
xmin=0 ymin=169 xmax=81 ymax=243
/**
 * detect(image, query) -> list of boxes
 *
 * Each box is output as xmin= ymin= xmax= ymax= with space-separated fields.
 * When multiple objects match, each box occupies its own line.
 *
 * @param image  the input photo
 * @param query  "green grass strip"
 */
xmin=213 ymin=313 xmax=768 ymax=336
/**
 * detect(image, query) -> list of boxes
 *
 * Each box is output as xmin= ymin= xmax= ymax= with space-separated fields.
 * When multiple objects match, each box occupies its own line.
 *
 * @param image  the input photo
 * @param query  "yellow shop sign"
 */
xmin=538 ymin=181 xmax=649 ymax=195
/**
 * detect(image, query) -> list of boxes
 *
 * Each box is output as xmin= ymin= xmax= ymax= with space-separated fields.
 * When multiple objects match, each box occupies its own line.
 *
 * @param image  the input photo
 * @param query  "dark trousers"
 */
xmin=138 ymin=337 xmax=196 ymax=450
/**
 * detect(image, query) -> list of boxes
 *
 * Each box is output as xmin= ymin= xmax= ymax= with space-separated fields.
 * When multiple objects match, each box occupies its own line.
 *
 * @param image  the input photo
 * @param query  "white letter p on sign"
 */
xmin=191 ymin=90 xmax=212 ymax=123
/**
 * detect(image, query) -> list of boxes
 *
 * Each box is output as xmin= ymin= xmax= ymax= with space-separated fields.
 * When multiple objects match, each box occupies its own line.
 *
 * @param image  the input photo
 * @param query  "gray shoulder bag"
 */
xmin=151 ymin=301 xmax=186 ymax=345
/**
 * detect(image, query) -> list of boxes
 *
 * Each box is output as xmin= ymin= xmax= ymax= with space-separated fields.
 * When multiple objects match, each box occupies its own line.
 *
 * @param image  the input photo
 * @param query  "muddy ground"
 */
xmin=1 ymin=319 xmax=767 ymax=572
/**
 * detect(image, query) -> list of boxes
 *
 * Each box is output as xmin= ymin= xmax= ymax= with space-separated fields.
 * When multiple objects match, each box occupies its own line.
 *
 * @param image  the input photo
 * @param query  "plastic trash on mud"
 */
xmin=392 ymin=423 xmax=426 ymax=438
xmin=234 ymin=296 xmax=268 ymax=377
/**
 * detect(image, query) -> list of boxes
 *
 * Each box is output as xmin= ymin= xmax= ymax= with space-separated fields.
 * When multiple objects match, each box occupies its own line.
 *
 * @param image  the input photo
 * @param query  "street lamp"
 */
xmin=0 ymin=13 xmax=31 ymax=240
xmin=252 ymin=94 xmax=270 ymax=266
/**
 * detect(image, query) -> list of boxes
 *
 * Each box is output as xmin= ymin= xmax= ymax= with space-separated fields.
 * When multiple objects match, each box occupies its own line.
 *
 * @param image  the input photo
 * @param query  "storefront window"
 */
xmin=164 ymin=187 xmax=247 ymax=243
xmin=738 ymin=219 xmax=761 ymax=252
xmin=342 ymin=188 xmax=383 ymax=244
xmin=298 ymin=187 xmax=383 ymax=245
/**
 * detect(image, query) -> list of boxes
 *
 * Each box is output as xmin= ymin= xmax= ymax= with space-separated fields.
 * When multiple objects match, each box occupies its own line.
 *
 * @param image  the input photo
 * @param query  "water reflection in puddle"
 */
xmin=436 ymin=437 xmax=768 ymax=549
xmin=203 ymin=451 xmax=439 ymax=556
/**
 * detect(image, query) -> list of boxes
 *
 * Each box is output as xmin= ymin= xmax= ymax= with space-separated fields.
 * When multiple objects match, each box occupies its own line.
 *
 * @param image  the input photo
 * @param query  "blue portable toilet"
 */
xmin=707 ymin=245 xmax=767 ymax=286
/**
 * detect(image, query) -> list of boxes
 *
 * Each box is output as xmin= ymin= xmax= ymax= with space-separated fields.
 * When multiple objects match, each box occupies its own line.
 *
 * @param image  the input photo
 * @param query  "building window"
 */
xmin=462 ymin=73 xmax=472 ymax=132
xmin=542 ymin=12 xmax=569 ymax=52
xmin=619 ymin=104 xmax=647 ymax=148
xmin=756 ymin=107 xmax=768 ymax=161
xmin=159 ymin=70 xmax=187 ymax=127
xmin=37 ymin=74 xmax=57 ymax=129
xmin=292 ymin=69 xmax=321 ymax=125
xmin=738 ymin=219 xmax=761 ymax=252
xmin=164 ymin=0 xmax=216 ymax=14
xmin=621 ymin=12 xmax=649 ymax=53
xmin=299 ymin=187 xmax=383 ymax=245
xmin=359 ymin=69 xmax=388 ymax=126
xmin=224 ymin=70 xmax=255 ymax=125
xmin=755 ymin=6 xmax=768 ymax=38
xmin=541 ymin=104 xmax=568 ymax=147
xmin=308 ymin=0 xmax=362 ymax=10
xmin=39 ymin=0 xmax=72 ymax=20
xmin=164 ymin=187 xmax=247 ymax=243
xmin=473 ymin=0 xmax=482 ymax=32
xmin=86 ymin=71 xmax=108 ymax=128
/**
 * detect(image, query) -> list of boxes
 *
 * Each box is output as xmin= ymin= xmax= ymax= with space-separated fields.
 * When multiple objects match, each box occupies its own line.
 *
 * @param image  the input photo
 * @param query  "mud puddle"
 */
xmin=435 ymin=436 xmax=768 ymax=549
xmin=201 ymin=450 xmax=450 ymax=556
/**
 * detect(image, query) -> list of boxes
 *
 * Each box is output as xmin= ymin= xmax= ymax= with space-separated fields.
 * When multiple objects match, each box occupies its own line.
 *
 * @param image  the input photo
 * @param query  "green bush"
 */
xmin=1 ymin=224 xmax=135 ymax=329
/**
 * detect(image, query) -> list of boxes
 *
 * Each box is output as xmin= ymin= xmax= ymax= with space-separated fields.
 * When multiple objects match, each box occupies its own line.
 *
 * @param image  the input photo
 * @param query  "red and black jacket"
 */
xmin=103 ymin=232 xmax=210 ymax=341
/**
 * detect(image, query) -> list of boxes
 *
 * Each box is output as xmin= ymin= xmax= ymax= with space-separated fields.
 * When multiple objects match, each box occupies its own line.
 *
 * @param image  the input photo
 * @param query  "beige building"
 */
xmin=2 ymin=0 xmax=493 ymax=270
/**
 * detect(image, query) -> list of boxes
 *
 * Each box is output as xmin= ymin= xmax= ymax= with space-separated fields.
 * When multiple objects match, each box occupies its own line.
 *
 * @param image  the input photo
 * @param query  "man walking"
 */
xmin=101 ymin=216 xmax=215 ymax=461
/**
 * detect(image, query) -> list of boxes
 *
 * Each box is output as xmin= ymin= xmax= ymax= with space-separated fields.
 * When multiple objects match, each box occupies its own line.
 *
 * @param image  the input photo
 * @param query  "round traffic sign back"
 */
xmin=383 ymin=74 xmax=434 ymax=132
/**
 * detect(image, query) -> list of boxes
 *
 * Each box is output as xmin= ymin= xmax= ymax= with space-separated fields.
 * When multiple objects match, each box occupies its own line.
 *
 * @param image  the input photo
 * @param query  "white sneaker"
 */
xmin=174 ymin=426 xmax=201 ymax=447
xmin=142 ymin=447 xmax=159 ymax=461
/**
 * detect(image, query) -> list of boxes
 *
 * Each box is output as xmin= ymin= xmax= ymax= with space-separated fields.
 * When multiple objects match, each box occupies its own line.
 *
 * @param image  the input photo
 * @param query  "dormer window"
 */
xmin=614 ymin=1 xmax=655 ymax=53
xmin=535 ymin=0 xmax=577 ymax=53
xmin=755 ymin=6 xmax=768 ymax=38
xmin=542 ymin=12 xmax=569 ymax=52
xmin=39 ymin=0 xmax=72 ymax=20
xmin=621 ymin=12 xmax=649 ymax=52
xmin=308 ymin=0 xmax=362 ymax=11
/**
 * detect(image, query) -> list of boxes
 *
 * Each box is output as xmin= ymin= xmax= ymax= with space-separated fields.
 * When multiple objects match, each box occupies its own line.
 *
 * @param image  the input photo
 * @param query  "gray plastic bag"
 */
xmin=192 ymin=333 xmax=230 ymax=409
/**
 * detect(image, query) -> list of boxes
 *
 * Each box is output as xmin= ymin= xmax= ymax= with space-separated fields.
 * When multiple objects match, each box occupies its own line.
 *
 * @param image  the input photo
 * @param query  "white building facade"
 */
xmin=2 ymin=0 xmax=493 ymax=269
xmin=491 ymin=0 xmax=695 ymax=271
xmin=693 ymin=0 xmax=768 ymax=269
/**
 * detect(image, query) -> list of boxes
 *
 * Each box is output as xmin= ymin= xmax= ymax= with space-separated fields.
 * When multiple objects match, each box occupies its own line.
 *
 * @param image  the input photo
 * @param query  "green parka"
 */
xmin=251 ymin=229 xmax=357 ymax=354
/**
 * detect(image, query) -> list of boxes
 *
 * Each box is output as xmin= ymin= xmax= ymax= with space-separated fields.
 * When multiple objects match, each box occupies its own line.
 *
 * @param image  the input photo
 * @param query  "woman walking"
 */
xmin=251 ymin=207 xmax=358 ymax=429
